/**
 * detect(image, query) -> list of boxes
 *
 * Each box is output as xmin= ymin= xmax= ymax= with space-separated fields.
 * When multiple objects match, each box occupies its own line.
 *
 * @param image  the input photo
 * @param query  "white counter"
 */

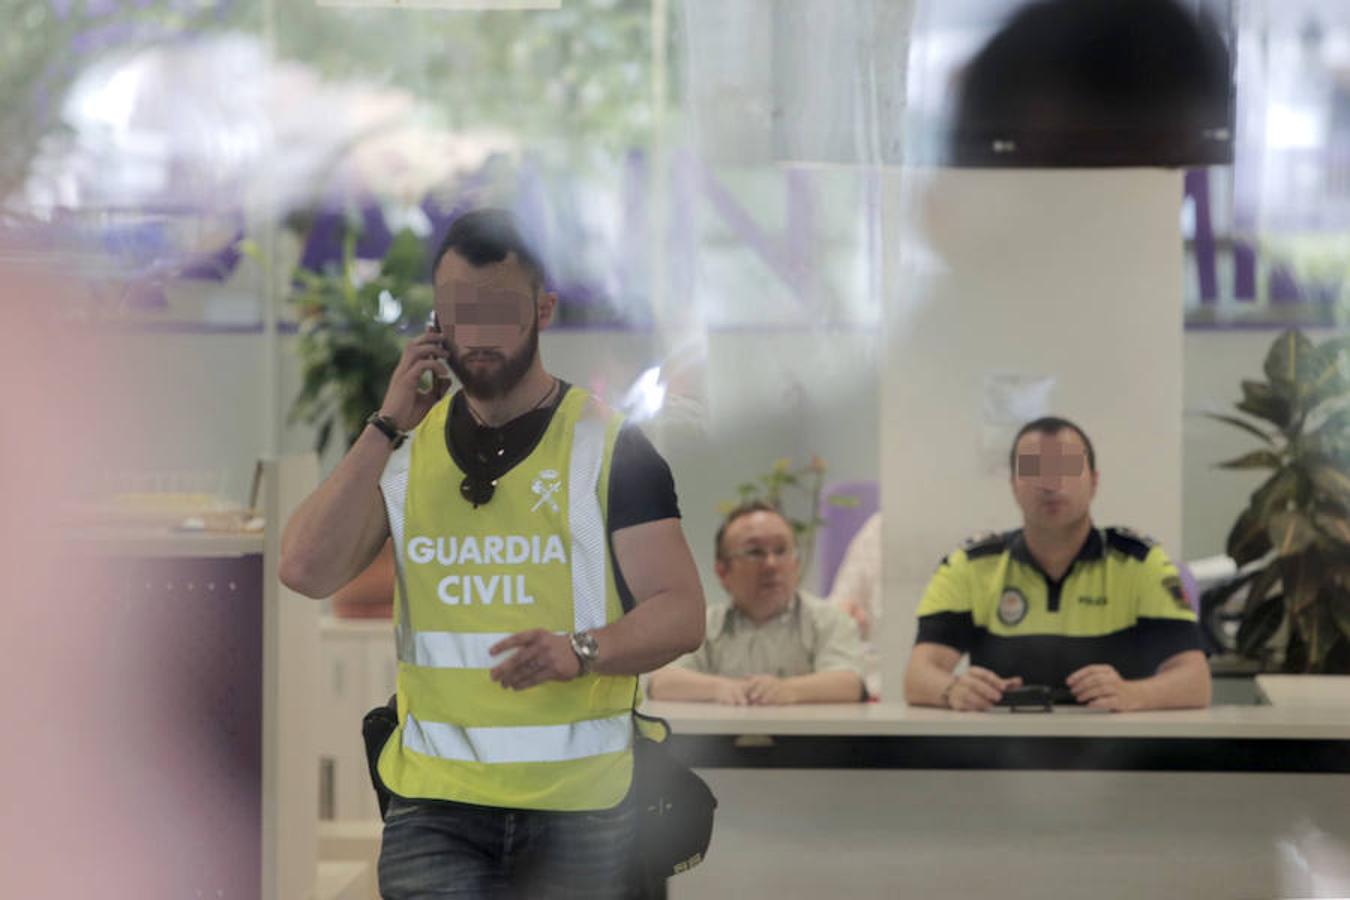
xmin=643 ymin=700 xmax=1350 ymax=741
xmin=64 ymin=525 xmax=265 ymax=558
xmin=650 ymin=700 xmax=1350 ymax=899
xmin=1256 ymin=675 xmax=1350 ymax=709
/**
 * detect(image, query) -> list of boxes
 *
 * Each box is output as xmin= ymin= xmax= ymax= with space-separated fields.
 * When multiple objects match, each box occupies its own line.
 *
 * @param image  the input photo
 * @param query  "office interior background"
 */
xmin=2 ymin=1 xmax=1349 ymax=898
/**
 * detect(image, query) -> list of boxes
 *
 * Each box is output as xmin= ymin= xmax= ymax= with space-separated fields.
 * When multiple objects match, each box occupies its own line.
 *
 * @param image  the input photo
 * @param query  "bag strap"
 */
xmin=633 ymin=707 xmax=671 ymax=743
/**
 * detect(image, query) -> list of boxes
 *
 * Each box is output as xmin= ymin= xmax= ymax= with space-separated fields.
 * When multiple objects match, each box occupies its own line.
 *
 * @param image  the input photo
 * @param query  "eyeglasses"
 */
xmin=725 ymin=546 xmax=798 ymax=564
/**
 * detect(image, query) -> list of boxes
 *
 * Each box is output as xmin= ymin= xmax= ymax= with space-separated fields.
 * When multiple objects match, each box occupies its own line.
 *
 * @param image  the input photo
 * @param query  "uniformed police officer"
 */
xmin=903 ymin=416 xmax=1211 ymax=712
xmin=281 ymin=209 xmax=706 ymax=898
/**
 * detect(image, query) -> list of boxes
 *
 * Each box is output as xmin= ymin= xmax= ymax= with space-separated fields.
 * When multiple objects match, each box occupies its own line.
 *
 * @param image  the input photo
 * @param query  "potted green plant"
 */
xmin=289 ymin=224 xmax=435 ymax=456
xmin=287 ymin=221 xmax=435 ymax=617
xmin=1202 ymin=328 xmax=1350 ymax=673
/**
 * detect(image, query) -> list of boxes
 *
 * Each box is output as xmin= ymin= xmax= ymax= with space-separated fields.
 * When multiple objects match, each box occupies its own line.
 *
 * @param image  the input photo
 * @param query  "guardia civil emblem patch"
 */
xmin=530 ymin=469 xmax=563 ymax=513
xmin=997 ymin=587 xmax=1029 ymax=626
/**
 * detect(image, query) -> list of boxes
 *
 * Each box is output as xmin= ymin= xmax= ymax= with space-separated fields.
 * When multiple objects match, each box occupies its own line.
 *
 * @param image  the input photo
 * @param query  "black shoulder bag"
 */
xmin=630 ymin=703 xmax=718 ymax=880
xmin=360 ymin=694 xmax=398 ymax=820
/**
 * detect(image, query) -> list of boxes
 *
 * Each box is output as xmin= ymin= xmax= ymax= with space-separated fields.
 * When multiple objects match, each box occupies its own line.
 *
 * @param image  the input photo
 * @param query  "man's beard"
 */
xmin=446 ymin=322 xmax=539 ymax=401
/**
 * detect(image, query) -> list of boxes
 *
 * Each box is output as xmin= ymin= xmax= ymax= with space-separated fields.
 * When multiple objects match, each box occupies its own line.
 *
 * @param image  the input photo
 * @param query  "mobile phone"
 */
xmin=426 ymin=311 xmax=452 ymax=393
xmin=428 ymin=311 xmax=450 ymax=353
xmin=996 ymin=685 xmax=1053 ymax=711
xmin=996 ymin=685 xmax=1080 ymax=711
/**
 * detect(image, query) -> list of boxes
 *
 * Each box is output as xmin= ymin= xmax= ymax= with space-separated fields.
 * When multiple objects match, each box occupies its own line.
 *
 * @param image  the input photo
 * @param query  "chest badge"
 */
xmin=531 ymin=469 xmax=563 ymax=513
xmin=997 ymin=587 xmax=1029 ymax=626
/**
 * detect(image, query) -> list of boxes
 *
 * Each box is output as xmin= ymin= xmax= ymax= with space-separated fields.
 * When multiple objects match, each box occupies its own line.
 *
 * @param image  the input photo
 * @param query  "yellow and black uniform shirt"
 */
xmin=914 ymin=527 xmax=1203 ymax=688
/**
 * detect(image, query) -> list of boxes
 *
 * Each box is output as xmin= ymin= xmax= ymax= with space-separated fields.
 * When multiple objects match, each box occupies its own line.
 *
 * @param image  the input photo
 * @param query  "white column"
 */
xmin=879 ymin=168 xmax=1186 ymax=695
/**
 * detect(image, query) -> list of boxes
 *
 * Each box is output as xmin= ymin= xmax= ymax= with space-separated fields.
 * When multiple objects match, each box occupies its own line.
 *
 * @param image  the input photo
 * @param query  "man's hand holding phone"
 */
xmin=945 ymin=667 xmax=1023 ymax=711
xmin=377 ymin=326 xmax=453 ymax=432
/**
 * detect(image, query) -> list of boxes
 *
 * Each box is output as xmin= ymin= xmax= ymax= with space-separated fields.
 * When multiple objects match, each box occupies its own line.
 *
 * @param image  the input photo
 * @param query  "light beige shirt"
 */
xmin=672 ymin=590 xmax=865 ymax=679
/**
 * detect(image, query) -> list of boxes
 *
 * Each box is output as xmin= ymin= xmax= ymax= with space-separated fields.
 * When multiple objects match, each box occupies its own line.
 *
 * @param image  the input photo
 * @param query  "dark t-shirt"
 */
xmin=445 ymin=382 xmax=680 ymax=609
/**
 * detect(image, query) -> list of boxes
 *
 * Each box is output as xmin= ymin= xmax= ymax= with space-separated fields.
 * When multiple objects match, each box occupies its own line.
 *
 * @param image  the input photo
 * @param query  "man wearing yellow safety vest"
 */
xmin=281 ymin=209 xmax=706 ymax=898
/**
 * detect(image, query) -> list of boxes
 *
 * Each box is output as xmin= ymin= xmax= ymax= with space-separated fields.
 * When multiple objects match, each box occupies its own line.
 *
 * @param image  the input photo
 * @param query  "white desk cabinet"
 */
xmin=319 ymin=618 xmax=397 ymax=822
xmin=645 ymin=701 xmax=1350 ymax=900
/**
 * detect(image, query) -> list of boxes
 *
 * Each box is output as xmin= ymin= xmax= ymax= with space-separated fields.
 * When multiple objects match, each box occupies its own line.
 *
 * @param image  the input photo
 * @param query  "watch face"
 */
xmin=574 ymin=631 xmax=599 ymax=659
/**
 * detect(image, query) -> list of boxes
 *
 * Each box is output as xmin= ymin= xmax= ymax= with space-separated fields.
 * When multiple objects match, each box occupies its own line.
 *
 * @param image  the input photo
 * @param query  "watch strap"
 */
xmin=569 ymin=631 xmax=599 ymax=674
xmin=940 ymin=675 xmax=959 ymax=709
xmin=366 ymin=412 xmax=407 ymax=449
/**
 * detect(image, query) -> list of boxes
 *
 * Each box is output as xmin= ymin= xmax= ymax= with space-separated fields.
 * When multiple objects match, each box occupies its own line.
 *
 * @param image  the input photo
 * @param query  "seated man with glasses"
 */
xmin=648 ymin=501 xmax=866 ymax=705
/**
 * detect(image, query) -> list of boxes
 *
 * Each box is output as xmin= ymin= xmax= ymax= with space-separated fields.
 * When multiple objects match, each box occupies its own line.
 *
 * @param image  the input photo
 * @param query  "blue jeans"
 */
xmin=377 ymin=793 xmax=638 ymax=899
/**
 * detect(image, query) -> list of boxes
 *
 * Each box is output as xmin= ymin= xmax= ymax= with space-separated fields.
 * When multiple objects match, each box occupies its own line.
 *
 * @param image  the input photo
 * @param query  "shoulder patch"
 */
xmin=1161 ymin=575 xmax=1190 ymax=611
xmin=1105 ymin=526 xmax=1155 ymax=562
xmin=961 ymin=530 xmax=1009 ymax=561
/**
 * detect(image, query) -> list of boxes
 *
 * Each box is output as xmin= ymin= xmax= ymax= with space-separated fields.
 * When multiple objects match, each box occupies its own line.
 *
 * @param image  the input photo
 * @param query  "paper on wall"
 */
xmin=980 ymin=372 xmax=1057 ymax=475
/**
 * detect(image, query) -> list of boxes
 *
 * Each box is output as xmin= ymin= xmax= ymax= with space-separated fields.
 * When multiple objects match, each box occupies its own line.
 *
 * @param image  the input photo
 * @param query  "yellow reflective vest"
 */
xmin=376 ymin=386 xmax=636 ymax=811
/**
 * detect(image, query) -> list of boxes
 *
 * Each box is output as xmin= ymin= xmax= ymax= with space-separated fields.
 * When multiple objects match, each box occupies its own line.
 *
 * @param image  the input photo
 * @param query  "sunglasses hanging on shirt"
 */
xmin=459 ymin=422 xmax=505 ymax=508
xmin=454 ymin=379 xmax=560 ymax=510
xmin=460 ymin=474 xmax=497 ymax=508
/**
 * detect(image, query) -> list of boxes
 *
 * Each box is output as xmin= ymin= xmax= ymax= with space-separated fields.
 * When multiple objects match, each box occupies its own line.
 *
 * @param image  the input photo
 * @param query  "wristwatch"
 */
xmin=366 ymin=412 xmax=407 ymax=449
xmin=569 ymin=631 xmax=599 ymax=674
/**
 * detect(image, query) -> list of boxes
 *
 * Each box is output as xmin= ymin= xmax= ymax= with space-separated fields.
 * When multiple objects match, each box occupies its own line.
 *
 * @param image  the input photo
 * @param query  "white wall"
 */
xmin=99 ymin=327 xmax=879 ymax=606
xmin=650 ymin=329 xmax=881 ymax=598
xmin=87 ymin=330 xmax=317 ymax=504
xmin=102 ymin=285 xmax=1302 ymax=631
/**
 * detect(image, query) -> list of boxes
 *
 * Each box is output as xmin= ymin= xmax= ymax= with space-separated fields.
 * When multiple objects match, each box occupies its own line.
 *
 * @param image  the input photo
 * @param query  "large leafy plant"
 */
xmin=1203 ymin=328 xmax=1350 ymax=673
xmin=289 ymin=225 xmax=434 ymax=456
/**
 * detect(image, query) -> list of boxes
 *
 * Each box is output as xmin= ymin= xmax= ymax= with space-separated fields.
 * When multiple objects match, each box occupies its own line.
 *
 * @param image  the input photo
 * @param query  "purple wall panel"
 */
xmin=90 ymin=553 xmax=264 ymax=900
